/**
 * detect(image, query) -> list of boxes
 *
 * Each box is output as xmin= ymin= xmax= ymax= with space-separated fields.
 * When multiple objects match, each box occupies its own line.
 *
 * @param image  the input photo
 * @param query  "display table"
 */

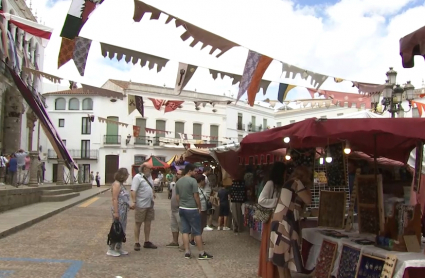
xmin=302 ymin=227 xmax=425 ymax=278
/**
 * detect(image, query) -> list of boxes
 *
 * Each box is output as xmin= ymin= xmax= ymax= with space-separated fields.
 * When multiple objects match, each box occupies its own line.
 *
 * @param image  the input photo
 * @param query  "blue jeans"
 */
xmin=179 ymin=208 xmax=202 ymax=236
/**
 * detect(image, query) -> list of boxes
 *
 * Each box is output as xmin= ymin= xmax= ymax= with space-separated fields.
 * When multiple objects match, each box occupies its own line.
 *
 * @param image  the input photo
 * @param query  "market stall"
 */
xmin=237 ymin=117 xmax=425 ymax=277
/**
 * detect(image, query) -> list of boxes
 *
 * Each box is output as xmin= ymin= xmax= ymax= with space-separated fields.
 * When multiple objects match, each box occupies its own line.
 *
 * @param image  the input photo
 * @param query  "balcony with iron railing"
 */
xmin=103 ymin=135 xmax=121 ymax=145
xmin=248 ymin=125 xmax=263 ymax=132
xmin=47 ymin=149 xmax=98 ymax=160
xmin=237 ymin=123 xmax=245 ymax=131
xmin=134 ymin=136 xmax=160 ymax=146
xmin=207 ymin=141 xmax=223 ymax=146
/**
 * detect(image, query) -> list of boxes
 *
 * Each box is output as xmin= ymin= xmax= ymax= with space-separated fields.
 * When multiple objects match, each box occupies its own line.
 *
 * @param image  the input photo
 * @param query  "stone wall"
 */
xmin=0 ymin=183 xmax=92 ymax=213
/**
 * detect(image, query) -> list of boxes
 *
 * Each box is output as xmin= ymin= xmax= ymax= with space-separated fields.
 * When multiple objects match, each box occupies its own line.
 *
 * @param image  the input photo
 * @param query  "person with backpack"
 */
xmin=107 ymin=168 xmax=133 ymax=257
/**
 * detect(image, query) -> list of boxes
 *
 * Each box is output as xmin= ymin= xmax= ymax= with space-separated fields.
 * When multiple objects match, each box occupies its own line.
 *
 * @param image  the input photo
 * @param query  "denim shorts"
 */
xmin=179 ymin=208 xmax=202 ymax=236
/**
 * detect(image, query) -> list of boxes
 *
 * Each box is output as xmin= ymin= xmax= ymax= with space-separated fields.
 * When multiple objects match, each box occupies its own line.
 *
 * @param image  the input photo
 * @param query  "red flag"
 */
xmin=164 ymin=100 xmax=184 ymax=113
xmin=149 ymin=98 xmax=164 ymax=110
xmin=133 ymin=126 xmax=141 ymax=137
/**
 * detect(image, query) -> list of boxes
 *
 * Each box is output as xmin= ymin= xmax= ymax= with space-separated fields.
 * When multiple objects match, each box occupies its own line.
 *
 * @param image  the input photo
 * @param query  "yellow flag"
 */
xmin=128 ymin=94 xmax=136 ymax=115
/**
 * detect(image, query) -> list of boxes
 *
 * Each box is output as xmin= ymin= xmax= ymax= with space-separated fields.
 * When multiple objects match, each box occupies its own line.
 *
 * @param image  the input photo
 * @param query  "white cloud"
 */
xmin=29 ymin=0 xmax=425 ymax=102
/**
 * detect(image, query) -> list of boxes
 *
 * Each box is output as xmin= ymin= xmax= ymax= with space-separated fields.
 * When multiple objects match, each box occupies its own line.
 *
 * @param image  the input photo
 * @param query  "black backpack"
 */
xmin=107 ymin=219 xmax=126 ymax=245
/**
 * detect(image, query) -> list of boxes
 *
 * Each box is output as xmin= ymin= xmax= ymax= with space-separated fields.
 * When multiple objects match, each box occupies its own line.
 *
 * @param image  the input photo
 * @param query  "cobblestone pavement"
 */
xmin=0 ymin=189 xmax=309 ymax=278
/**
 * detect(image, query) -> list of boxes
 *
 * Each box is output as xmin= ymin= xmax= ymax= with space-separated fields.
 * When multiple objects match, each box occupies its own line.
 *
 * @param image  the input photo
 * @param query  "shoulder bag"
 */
xmin=142 ymin=175 xmax=155 ymax=208
xmin=253 ymin=186 xmax=281 ymax=223
xmin=200 ymin=188 xmax=213 ymax=211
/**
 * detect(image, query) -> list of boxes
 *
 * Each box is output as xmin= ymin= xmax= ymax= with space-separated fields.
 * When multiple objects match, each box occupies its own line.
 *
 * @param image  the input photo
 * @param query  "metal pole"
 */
xmin=374 ymin=134 xmax=380 ymax=237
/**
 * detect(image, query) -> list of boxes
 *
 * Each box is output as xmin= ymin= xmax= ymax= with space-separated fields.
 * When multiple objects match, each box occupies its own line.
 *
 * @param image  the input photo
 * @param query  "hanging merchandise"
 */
xmin=230 ymin=180 xmax=246 ymax=203
xmin=100 ymin=42 xmax=169 ymax=72
xmin=132 ymin=0 xmax=239 ymax=58
xmin=307 ymin=88 xmax=371 ymax=109
xmin=129 ymin=95 xmax=145 ymax=117
xmin=60 ymin=0 xmax=105 ymax=40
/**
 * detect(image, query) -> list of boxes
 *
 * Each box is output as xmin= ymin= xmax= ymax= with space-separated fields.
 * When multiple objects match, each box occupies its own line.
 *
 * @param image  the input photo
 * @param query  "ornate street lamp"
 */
xmin=377 ymin=68 xmax=416 ymax=118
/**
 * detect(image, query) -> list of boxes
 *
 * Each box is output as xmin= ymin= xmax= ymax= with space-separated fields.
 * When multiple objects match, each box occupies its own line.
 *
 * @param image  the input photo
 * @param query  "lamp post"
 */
xmin=377 ymin=67 xmax=416 ymax=118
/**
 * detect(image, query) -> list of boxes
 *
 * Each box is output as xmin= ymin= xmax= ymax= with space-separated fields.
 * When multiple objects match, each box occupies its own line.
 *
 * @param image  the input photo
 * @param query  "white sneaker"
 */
xmin=117 ymin=249 xmax=128 ymax=255
xmin=106 ymin=250 xmax=121 ymax=257
xmin=203 ymin=226 xmax=213 ymax=231
xmin=217 ymin=226 xmax=222 ymax=231
xmin=223 ymin=227 xmax=231 ymax=231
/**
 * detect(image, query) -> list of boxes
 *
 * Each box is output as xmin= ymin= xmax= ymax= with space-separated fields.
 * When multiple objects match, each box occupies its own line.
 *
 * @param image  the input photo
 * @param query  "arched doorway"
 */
xmin=105 ymin=155 xmax=119 ymax=184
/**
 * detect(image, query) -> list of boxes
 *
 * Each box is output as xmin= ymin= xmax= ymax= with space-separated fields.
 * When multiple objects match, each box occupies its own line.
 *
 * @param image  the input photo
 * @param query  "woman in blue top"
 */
xmin=8 ymin=154 xmax=18 ymax=187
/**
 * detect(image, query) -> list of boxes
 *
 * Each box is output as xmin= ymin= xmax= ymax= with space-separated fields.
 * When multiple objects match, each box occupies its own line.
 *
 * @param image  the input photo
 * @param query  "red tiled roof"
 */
xmin=42 ymin=88 xmax=89 ymax=96
xmin=108 ymin=79 xmax=131 ymax=89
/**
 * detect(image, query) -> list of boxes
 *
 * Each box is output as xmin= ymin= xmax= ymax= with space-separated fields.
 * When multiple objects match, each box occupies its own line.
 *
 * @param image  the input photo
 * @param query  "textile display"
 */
xmin=149 ymin=98 xmax=165 ymax=111
xmin=58 ymin=38 xmax=75 ymax=69
xmin=337 ymin=244 xmax=361 ymax=278
xmin=315 ymin=239 xmax=338 ymax=278
xmin=174 ymin=63 xmax=198 ymax=94
xmin=100 ymin=42 xmax=169 ymax=72
xmin=135 ymin=95 xmax=144 ymax=117
xmin=307 ymin=88 xmax=372 ymax=109
xmin=132 ymin=0 xmax=239 ymax=58
xmin=133 ymin=126 xmax=141 ymax=137
xmin=325 ymin=143 xmax=347 ymax=187
xmin=230 ymin=180 xmax=246 ymax=203
xmin=356 ymin=254 xmax=385 ymax=278
xmin=244 ymin=204 xmax=263 ymax=233
xmin=286 ymin=148 xmax=315 ymax=180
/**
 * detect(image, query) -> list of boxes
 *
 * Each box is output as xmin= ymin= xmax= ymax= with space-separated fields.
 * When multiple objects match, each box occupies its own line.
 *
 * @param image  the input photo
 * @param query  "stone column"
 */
xmin=77 ymin=164 xmax=83 ymax=184
xmin=3 ymin=88 xmax=23 ymax=154
xmin=69 ymin=162 xmax=75 ymax=184
xmin=28 ymin=151 xmax=39 ymax=187
xmin=56 ymin=159 xmax=64 ymax=185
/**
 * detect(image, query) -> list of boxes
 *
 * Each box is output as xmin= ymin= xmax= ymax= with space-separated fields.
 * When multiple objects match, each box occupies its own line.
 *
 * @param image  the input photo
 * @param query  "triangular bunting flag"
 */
xmin=237 ymin=50 xmax=273 ymax=106
xmin=58 ymin=38 xmax=75 ymax=69
xmin=164 ymin=100 xmax=184 ymax=113
xmin=277 ymin=83 xmax=296 ymax=103
xmin=72 ymin=37 xmax=92 ymax=76
xmin=128 ymin=94 xmax=136 ymax=115
xmin=149 ymin=98 xmax=164 ymax=111
xmin=60 ymin=0 xmax=104 ymax=40
xmin=174 ymin=63 xmax=198 ymax=94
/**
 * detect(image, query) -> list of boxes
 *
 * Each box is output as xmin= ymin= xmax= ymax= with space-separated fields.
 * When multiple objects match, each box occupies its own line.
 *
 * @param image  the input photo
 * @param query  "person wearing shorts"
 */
xmin=166 ymin=169 xmax=183 ymax=248
xmin=131 ymin=163 xmax=157 ymax=251
xmin=175 ymin=164 xmax=213 ymax=260
xmin=218 ymin=186 xmax=231 ymax=231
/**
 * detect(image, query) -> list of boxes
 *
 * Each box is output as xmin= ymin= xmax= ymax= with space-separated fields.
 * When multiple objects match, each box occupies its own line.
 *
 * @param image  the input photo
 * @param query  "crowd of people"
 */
xmin=107 ymin=161 xmax=313 ymax=278
xmin=0 ymin=149 xmax=45 ymax=187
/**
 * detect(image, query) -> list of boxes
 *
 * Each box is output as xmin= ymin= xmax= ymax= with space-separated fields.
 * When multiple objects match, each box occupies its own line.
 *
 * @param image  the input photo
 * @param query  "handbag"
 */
xmin=253 ymin=187 xmax=280 ymax=223
xmin=200 ymin=189 xmax=213 ymax=211
xmin=107 ymin=219 xmax=126 ymax=245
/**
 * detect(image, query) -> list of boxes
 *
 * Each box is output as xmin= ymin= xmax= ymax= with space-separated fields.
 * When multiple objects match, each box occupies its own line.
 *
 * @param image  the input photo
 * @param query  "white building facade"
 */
xmin=41 ymin=80 xmax=361 ymax=185
xmin=0 ymin=0 xmax=45 ymax=155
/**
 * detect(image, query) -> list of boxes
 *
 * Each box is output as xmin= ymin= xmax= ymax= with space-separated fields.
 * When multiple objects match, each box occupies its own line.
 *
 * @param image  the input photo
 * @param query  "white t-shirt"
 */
xmin=131 ymin=173 xmax=154 ymax=208
xmin=169 ymin=181 xmax=176 ymax=190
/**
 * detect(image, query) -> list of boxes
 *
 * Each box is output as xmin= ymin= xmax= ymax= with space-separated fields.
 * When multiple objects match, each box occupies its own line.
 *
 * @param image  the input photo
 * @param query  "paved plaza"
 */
xmin=0 ymin=189 xmax=279 ymax=278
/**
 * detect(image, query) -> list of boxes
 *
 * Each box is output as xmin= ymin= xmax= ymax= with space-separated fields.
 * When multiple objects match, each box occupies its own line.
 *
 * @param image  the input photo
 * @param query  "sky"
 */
xmin=28 ymin=0 xmax=425 ymax=102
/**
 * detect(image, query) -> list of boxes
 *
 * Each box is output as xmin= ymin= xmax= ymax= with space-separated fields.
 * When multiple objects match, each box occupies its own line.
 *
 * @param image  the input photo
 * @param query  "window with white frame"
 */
xmin=134 ymin=155 xmax=146 ymax=165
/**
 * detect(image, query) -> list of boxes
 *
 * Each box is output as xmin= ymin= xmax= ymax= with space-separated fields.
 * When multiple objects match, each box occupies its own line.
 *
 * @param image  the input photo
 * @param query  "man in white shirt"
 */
xmin=131 ymin=163 xmax=157 ymax=251
xmin=0 ymin=154 xmax=8 ymax=185
xmin=15 ymin=149 xmax=28 ymax=185
xmin=203 ymin=167 xmax=214 ymax=231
